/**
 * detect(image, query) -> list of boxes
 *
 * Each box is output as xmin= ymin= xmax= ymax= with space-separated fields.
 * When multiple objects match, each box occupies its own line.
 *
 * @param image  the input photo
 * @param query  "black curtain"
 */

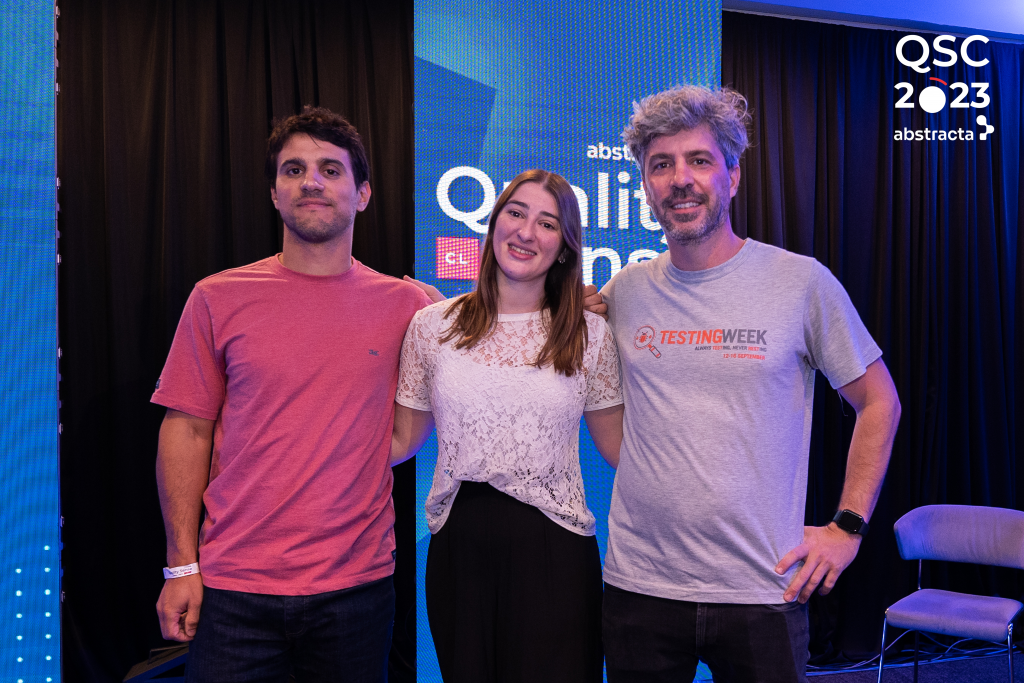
xmin=723 ymin=11 xmax=1024 ymax=660
xmin=56 ymin=1 xmax=417 ymax=680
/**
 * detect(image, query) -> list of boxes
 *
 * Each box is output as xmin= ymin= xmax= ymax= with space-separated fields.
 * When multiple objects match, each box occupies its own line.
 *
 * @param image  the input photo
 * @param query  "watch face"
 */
xmin=835 ymin=510 xmax=864 ymax=533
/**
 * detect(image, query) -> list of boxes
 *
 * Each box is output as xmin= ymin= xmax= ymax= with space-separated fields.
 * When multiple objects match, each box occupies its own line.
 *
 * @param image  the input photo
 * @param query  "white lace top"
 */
xmin=396 ymin=299 xmax=623 ymax=536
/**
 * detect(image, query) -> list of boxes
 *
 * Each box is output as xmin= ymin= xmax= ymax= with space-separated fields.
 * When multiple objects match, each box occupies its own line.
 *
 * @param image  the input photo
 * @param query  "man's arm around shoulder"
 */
xmin=583 ymin=284 xmax=607 ymax=319
xmin=155 ymin=408 xmax=215 ymax=641
xmin=776 ymin=358 xmax=901 ymax=603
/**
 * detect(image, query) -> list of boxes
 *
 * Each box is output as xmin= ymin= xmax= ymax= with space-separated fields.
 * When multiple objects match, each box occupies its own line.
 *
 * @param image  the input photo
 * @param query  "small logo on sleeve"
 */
xmin=369 ymin=349 xmax=379 ymax=356
xmin=633 ymin=325 xmax=662 ymax=358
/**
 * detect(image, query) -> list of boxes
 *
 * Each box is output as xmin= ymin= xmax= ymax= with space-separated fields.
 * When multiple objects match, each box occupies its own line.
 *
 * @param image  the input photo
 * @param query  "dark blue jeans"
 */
xmin=185 ymin=575 xmax=395 ymax=683
xmin=603 ymin=582 xmax=809 ymax=683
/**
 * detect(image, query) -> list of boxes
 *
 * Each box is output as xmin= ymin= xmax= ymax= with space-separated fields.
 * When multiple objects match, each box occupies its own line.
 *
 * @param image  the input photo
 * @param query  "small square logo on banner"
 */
xmin=436 ymin=237 xmax=480 ymax=280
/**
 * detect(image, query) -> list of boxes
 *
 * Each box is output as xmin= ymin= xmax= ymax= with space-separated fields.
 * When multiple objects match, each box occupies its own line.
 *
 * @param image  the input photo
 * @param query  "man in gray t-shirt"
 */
xmin=587 ymin=86 xmax=901 ymax=682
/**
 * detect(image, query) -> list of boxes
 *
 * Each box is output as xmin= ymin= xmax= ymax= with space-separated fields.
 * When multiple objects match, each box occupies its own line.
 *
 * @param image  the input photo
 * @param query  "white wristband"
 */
xmin=163 ymin=562 xmax=200 ymax=579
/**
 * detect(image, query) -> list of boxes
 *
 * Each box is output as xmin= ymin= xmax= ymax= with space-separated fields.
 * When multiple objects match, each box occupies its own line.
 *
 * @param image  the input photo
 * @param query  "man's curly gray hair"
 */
xmin=623 ymin=85 xmax=751 ymax=173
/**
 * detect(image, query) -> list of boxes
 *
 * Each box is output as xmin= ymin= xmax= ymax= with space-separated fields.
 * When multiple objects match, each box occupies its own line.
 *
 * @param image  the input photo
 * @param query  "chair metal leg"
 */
xmin=1008 ymin=624 xmax=1014 ymax=683
xmin=877 ymin=617 xmax=888 ymax=683
xmin=913 ymin=631 xmax=919 ymax=683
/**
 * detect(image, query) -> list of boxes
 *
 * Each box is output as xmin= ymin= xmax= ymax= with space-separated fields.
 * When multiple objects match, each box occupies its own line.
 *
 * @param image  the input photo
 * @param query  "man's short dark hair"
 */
xmin=265 ymin=106 xmax=370 ymax=187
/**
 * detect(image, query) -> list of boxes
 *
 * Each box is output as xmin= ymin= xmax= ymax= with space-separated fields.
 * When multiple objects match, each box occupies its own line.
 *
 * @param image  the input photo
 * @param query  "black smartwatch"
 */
xmin=831 ymin=509 xmax=869 ymax=536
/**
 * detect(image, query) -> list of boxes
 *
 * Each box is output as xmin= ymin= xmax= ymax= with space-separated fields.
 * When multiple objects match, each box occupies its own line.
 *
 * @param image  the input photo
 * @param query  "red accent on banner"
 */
xmin=436 ymin=237 xmax=480 ymax=280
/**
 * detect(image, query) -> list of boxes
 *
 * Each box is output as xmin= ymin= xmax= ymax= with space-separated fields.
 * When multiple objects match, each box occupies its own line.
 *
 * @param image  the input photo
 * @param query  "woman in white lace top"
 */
xmin=392 ymin=169 xmax=624 ymax=682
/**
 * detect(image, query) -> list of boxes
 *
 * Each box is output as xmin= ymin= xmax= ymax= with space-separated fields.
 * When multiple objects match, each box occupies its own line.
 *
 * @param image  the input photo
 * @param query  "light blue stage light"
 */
xmin=0 ymin=1 xmax=61 ymax=681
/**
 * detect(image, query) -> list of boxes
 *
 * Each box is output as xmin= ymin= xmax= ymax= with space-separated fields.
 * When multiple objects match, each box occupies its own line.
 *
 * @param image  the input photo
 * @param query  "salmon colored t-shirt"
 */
xmin=152 ymin=255 xmax=431 ymax=595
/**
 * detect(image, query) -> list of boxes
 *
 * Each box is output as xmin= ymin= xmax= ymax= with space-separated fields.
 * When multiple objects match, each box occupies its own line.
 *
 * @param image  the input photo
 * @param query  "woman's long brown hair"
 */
xmin=440 ymin=169 xmax=587 ymax=376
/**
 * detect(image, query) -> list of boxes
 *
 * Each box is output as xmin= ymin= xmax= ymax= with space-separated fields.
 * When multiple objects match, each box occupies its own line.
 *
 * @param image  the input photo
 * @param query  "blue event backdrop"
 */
xmin=0 ymin=1 xmax=61 ymax=681
xmin=414 ymin=1 xmax=719 ymax=679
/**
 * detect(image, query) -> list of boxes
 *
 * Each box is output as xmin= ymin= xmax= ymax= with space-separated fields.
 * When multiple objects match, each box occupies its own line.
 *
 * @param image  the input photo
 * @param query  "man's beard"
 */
xmin=653 ymin=186 xmax=728 ymax=247
xmin=286 ymin=199 xmax=353 ymax=244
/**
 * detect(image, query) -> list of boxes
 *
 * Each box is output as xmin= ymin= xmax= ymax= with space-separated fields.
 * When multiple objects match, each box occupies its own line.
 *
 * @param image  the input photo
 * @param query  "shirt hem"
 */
xmin=200 ymin=564 xmax=394 ymax=596
xmin=602 ymin=570 xmax=789 ymax=605
xmin=150 ymin=395 xmax=221 ymax=421
xmin=394 ymin=395 xmax=431 ymax=411
xmin=427 ymin=487 xmax=596 ymax=537
xmin=826 ymin=348 xmax=883 ymax=390
xmin=539 ymin=508 xmax=597 ymax=537
xmin=584 ymin=398 xmax=624 ymax=412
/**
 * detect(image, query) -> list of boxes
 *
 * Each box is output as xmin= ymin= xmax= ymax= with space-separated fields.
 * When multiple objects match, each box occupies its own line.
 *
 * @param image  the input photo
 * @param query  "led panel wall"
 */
xmin=0 ymin=1 xmax=61 ymax=681
xmin=414 ymin=2 xmax=720 ymax=679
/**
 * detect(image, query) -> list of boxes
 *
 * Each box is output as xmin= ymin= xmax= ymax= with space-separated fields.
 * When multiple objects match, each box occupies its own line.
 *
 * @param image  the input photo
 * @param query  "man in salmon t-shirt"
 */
xmin=151 ymin=106 xmax=431 ymax=682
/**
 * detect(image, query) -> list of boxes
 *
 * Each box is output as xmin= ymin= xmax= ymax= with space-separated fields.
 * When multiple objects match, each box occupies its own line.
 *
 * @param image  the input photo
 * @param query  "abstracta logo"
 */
xmin=893 ymin=34 xmax=994 ymax=142
xmin=436 ymin=237 xmax=480 ymax=280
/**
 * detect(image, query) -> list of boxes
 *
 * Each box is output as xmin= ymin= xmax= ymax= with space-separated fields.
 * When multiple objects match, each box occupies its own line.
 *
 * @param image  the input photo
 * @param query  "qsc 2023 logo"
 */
xmin=893 ymin=34 xmax=995 ymax=142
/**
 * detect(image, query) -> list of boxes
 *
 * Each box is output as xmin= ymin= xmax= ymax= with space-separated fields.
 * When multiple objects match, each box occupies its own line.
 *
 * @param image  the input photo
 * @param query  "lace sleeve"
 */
xmin=584 ymin=316 xmax=623 ymax=411
xmin=395 ymin=307 xmax=434 ymax=410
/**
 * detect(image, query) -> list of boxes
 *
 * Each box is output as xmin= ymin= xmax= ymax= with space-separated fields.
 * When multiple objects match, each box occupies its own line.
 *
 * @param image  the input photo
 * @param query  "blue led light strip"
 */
xmin=0 ymin=1 xmax=62 ymax=681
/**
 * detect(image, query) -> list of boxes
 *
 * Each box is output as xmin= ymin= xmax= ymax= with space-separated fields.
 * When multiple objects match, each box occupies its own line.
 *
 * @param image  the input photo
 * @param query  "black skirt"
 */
xmin=426 ymin=481 xmax=604 ymax=683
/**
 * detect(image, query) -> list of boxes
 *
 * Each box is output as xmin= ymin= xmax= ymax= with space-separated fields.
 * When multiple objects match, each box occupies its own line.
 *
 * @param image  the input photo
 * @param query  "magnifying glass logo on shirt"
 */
xmin=633 ymin=325 xmax=661 ymax=358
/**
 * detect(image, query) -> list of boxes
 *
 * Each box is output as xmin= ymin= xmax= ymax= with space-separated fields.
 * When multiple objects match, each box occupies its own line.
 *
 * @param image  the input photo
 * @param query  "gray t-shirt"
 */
xmin=601 ymin=239 xmax=882 ymax=604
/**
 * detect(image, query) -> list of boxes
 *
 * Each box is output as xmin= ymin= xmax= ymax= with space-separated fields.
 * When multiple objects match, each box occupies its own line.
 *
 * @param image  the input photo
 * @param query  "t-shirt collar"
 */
xmin=662 ymin=239 xmax=756 ymax=285
xmin=268 ymin=253 xmax=361 ymax=283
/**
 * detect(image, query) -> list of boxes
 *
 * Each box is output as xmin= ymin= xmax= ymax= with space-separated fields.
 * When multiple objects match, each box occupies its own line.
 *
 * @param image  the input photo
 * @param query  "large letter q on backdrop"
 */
xmin=436 ymin=166 xmax=495 ymax=234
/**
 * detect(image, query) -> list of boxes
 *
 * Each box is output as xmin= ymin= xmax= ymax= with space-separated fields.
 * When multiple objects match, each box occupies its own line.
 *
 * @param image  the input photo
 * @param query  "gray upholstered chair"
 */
xmin=877 ymin=505 xmax=1024 ymax=682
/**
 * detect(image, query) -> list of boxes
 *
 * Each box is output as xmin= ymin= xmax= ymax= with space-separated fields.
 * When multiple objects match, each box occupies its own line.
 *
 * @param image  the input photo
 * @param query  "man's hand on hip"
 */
xmin=157 ymin=573 xmax=204 ymax=641
xmin=776 ymin=524 xmax=862 ymax=603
